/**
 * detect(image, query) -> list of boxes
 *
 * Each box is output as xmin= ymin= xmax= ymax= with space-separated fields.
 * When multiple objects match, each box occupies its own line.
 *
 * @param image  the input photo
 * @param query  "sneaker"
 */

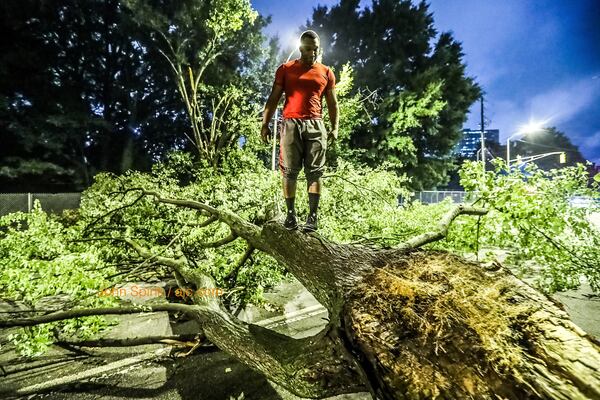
xmin=304 ymin=213 xmax=318 ymax=232
xmin=284 ymin=211 xmax=298 ymax=230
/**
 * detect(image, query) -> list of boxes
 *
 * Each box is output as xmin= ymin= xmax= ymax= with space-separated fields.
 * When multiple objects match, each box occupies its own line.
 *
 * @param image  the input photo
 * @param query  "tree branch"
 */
xmin=140 ymin=190 xmax=263 ymax=248
xmin=200 ymin=231 xmax=238 ymax=248
xmin=83 ymin=190 xmax=145 ymax=236
xmin=55 ymin=333 xmax=209 ymax=348
xmin=142 ymin=190 xmax=217 ymax=215
xmin=396 ymin=203 xmax=488 ymax=250
xmin=123 ymin=238 xmax=187 ymax=272
xmin=225 ymin=244 xmax=255 ymax=285
xmin=322 ymin=174 xmax=394 ymax=207
xmin=0 ymin=304 xmax=199 ymax=328
xmin=195 ymin=214 xmax=218 ymax=228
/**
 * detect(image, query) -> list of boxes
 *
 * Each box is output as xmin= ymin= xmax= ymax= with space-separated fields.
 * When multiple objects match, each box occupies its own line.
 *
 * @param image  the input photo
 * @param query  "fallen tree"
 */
xmin=2 ymin=191 xmax=599 ymax=400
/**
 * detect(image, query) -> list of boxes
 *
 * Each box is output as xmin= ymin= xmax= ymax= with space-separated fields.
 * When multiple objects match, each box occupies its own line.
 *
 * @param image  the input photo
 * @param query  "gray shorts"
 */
xmin=278 ymin=118 xmax=328 ymax=182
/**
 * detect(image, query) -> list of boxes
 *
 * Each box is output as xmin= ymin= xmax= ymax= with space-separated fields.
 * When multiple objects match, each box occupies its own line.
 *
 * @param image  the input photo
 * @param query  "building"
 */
xmin=454 ymin=128 xmax=500 ymax=159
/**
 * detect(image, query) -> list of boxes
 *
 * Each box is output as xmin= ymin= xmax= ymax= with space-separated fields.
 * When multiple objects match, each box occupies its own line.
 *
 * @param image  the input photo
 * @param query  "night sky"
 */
xmin=252 ymin=0 xmax=600 ymax=164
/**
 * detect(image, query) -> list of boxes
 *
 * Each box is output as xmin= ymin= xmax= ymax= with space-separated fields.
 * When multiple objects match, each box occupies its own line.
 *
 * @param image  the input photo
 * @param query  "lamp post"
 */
xmin=506 ymin=132 xmax=521 ymax=166
xmin=271 ymin=47 xmax=298 ymax=171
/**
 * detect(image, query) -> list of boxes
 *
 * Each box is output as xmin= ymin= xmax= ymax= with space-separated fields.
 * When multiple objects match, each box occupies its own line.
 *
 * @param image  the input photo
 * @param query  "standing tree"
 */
xmin=123 ymin=0 xmax=275 ymax=168
xmin=306 ymin=0 xmax=481 ymax=189
xmin=0 ymin=0 xmax=190 ymax=191
xmin=0 ymin=0 xmax=277 ymax=190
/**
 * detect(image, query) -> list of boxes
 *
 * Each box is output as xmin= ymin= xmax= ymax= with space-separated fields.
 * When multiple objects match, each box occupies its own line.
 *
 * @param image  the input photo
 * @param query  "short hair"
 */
xmin=300 ymin=30 xmax=320 ymax=42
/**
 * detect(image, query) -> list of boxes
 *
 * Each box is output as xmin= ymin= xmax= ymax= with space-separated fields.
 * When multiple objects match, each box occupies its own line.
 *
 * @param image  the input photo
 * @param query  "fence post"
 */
xmin=27 ymin=193 xmax=33 ymax=212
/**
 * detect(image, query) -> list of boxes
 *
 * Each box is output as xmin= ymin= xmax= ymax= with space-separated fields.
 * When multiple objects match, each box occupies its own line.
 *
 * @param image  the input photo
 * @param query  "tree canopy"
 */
xmin=0 ymin=0 xmax=275 ymax=191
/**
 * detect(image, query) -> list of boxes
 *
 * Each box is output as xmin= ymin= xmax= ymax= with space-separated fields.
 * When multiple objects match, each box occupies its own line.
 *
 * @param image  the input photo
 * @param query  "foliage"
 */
xmin=324 ymin=64 xmax=373 ymax=166
xmin=0 ymin=0 xmax=277 ymax=191
xmin=448 ymin=160 xmax=599 ymax=292
xmin=324 ymin=158 xmax=600 ymax=294
xmin=306 ymin=0 xmax=481 ymax=189
xmin=123 ymin=0 xmax=271 ymax=167
xmin=312 ymin=160 xmax=411 ymax=243
xmin=378 ymin=80 xmax=447 ymax=171
xmin=0 ymin=0 xmax=182 ymax=190
xmin=0 ymin=203 xmax=119 ymax=356
xmin=0 ymin=148 xmax=416 ymax=356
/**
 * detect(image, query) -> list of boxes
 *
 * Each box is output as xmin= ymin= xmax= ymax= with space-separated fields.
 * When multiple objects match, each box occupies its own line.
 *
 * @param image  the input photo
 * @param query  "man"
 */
xmin=261 ymin=30 xmax=339 ymax=232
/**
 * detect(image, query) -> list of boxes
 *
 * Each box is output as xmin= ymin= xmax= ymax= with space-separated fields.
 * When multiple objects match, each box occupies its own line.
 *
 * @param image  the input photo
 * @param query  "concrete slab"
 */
xmin=0 ymin=311 xmax=172 ymax=397
xmin=552 ymin=281 xmax=600 ymax=338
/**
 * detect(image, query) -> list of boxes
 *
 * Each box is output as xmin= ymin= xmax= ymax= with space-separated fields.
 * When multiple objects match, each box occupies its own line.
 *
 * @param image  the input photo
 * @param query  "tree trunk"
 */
xmin=250 ymin=219 xmax=600 ymax=399
xmin=3 ymin=199 xmax=599 ymax=399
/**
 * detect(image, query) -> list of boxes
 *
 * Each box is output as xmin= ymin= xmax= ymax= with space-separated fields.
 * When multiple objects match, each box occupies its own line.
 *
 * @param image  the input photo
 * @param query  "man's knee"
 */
xmin=280 ymin=167 xmax=301 ymax=181
xmin=305 ymin=170 xmax=324 ymax=185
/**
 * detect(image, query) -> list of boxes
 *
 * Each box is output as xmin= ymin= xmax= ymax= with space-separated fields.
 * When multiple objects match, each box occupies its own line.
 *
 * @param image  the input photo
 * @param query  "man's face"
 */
xmin=299 ymin=37 xmax=319 ymax=66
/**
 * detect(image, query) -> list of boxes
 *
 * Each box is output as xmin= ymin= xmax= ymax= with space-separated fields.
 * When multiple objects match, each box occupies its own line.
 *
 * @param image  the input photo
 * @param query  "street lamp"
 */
xmin=506 ymin=121 xmax=545 ymax=166
xmin=271 ymin=47 xmax=299 ymax=171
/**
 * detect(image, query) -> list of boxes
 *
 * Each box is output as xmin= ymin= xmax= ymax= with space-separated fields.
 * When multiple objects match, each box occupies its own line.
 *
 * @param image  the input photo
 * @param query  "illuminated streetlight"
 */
xmin=506 ymin=120 xmax=545 ymax=166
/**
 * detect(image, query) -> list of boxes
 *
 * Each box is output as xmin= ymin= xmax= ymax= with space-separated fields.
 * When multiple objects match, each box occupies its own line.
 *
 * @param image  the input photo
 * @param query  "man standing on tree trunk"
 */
xmin=261 ymin=30 xmax=339 ymax=232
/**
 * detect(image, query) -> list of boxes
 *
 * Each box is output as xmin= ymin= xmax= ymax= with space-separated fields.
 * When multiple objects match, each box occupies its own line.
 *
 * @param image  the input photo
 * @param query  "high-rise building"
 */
xmin=455 ymin=128 xmax=500 ymax=159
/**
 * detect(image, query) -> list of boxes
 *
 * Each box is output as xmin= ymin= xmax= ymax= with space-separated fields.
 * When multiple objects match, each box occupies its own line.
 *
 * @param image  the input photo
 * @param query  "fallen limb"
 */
xmin=0 ymin=304 xmax=199 ymax=327
xmin=396 ymin=203 xmax=488 ymax=250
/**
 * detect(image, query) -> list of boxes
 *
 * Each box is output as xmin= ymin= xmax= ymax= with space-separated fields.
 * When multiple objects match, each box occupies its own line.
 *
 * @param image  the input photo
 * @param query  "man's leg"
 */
xmin=307 ymin=178 xmax=321 ymax=215
xmin=303 ymin=119 xmax=327 ymax=231
xmin=283 ymin=178 xmax=298 ymax=212
xmin=279 ymin=119 xmax=302 ymax=230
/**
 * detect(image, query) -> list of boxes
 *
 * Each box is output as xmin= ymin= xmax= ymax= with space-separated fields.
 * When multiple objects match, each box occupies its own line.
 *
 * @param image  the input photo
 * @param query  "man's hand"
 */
xmin=327 ymin=128 xmax=338 ymax=146
xmin=261 ymin=124 xmax=272 ymax=144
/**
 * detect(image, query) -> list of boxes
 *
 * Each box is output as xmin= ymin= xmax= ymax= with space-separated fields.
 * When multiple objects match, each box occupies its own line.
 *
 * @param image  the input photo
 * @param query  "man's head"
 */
xmin=299 ymin=30 xmax=320 ymax=66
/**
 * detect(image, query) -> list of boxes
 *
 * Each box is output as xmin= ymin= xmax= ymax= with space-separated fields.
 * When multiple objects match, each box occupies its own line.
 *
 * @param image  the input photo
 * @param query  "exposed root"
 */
xmin=346 ymin=250 xmax=543 ymax=399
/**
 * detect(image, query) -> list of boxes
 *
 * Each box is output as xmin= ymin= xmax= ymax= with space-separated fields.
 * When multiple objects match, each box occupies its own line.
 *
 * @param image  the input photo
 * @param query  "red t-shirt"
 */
xmin=275 ymin=60 xmax=335 ymax=119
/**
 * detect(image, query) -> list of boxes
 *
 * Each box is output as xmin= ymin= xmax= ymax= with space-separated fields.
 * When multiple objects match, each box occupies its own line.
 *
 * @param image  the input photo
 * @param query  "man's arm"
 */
xmin=261 ymin=83 xmax=284 ymax=143
xmin=325 ymin=87 xmax=339 ymax=142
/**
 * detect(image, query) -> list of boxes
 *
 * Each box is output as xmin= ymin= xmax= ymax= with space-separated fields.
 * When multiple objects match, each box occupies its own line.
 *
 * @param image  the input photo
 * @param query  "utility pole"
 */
xmin=272 ymin=108 xmax=278 ymax=170
xmin=480 ymin=96 xmax=485 ymax=173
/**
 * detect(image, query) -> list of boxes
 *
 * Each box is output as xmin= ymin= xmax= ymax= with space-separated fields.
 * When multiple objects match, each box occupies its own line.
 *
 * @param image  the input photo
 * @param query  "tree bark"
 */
xmin=2 ymin=199 xmax=599 ymax=399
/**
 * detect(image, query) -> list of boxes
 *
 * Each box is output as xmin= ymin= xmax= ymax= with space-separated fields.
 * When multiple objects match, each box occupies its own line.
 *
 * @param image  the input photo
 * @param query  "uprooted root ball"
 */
xmin=345 ymin=250 xmax=539 ymax=399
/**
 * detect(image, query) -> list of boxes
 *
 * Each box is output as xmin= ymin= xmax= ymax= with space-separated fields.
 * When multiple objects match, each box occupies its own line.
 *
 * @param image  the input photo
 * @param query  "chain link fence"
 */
xmin=412 ymin=191 xmax=600 ymax=207
xmin=0 ymin=193 xmax=81 ymax=216
xmin=412 ymin=191 xmax=478 ymax=204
